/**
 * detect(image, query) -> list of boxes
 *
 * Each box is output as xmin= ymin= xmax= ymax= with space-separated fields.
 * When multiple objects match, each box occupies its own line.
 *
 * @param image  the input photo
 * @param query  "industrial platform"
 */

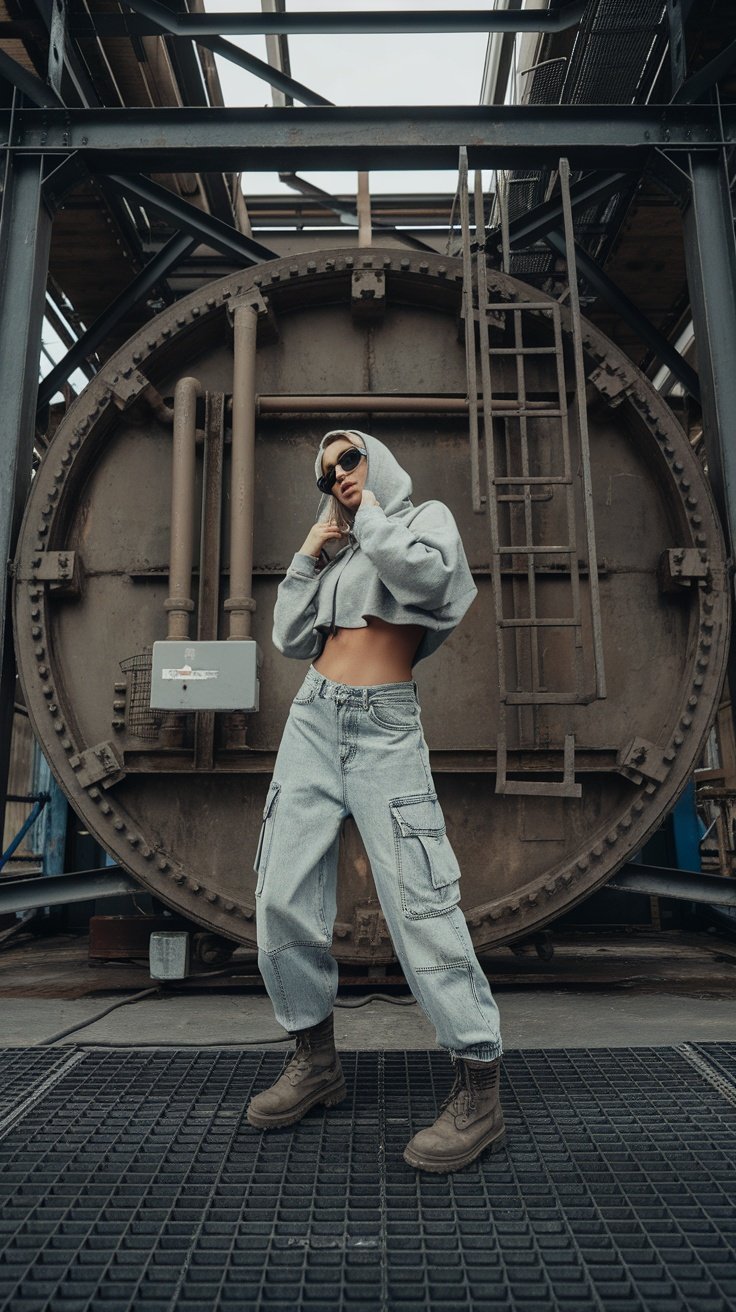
xmin=1 ymin=1042 xmax=735 ymax=1312
xmin=1 ymin=925 xmax=736 ymax=1310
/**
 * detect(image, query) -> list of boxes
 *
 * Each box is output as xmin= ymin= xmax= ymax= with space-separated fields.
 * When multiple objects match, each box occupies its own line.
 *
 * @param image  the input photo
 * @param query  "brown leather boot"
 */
xmin=246 ymin=1013 xmax=346 ymax=1129
xmin=403 ymin=1056 xmax=507 ymax=1173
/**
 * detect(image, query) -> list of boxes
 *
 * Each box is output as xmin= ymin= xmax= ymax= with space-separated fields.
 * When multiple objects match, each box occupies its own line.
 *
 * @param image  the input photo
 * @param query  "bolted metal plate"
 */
xmin=12 ymin=250 xmax=729 ymax=958
xmin=0 ymin=1044 xmax=735 ymax=1310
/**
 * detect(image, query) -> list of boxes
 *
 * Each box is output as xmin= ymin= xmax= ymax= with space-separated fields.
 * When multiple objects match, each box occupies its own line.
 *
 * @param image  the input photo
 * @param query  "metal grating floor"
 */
xmin=1 ymin=1044 xmax=735 ymax=1312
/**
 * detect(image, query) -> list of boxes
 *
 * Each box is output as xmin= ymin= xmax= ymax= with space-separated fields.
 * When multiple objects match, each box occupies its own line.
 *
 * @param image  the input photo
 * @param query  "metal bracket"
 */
xmin=617 ymin=738 xmax=670 ymax=785
xmin=659 ymin=547 xmax=710 ymax=593
xmin=108 ymin=369 xmax=151 ymax=410
xmin=351 ymin=269 xmax=385 ymax=322
xmin=69 ymin=741 xmax=125 ymax=789
xmin=588 ymin=360 xmax=636 ymax=407
xmin=225 ymin=288 xmax=278 ymax=342
xmin=30 ymin=550 xmax=80 ymax=596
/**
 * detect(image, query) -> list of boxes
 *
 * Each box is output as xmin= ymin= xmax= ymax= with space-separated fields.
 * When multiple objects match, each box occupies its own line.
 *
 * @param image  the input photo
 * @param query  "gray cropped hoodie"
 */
xmin=271 ymin=430 xmax=477 ymax=666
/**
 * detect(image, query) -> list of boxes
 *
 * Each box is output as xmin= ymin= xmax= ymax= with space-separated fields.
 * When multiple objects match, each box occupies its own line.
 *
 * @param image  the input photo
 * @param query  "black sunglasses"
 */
xmin=316 ymin=446 xmax=367 ymax=495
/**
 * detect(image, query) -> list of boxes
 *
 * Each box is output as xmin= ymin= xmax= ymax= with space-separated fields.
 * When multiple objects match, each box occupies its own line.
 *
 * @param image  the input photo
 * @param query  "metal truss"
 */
xmin=3 ymin=104 xmax=733 ymax=172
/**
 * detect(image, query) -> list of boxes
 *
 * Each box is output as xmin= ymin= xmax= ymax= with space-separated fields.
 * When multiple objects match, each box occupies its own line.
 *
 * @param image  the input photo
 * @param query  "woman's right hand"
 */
xmin=299 ymin=522 xmax=347 ymax=558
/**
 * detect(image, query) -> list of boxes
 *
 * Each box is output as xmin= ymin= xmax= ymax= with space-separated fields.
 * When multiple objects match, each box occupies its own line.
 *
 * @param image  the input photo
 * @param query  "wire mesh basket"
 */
xmin=119 ymin=650 xmax=164 ymax=741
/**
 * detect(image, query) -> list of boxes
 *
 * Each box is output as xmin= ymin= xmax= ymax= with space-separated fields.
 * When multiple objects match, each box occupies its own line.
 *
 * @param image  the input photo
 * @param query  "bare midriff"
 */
xmin=313 ymin=616 xmax=425 ymax=686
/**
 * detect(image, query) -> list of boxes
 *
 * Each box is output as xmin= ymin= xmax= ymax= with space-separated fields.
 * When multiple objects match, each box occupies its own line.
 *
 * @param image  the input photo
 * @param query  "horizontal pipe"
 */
xmin=255 ymin=394 xmax=557 ymax=414
xmin=79 ymin=3 xmax=587 ymax=36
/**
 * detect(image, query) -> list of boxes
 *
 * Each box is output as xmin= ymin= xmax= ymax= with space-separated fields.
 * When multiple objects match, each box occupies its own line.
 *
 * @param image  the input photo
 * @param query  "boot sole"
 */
xmin=246 ymin=1077 xmax=347 ymax=1130
xmin=403 ymin=1126 xmax=508 ymax=1174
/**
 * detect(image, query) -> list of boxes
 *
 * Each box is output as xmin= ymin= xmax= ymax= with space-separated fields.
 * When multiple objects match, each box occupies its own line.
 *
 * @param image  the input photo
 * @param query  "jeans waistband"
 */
xmin=305 ymin=664 xmax=418 ymax=706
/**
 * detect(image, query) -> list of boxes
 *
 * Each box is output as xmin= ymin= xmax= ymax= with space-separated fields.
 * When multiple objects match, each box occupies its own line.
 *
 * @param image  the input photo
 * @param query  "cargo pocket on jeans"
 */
xmin=389 ymin=791 xmax=461 ymax=919
xmin=254 ymin=780 xmax=281 ymax=897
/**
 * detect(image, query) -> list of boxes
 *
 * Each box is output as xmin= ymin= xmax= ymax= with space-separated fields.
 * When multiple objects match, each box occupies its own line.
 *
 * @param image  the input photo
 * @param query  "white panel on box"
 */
xmin=150 ymin=640 xmax=260 ymax=711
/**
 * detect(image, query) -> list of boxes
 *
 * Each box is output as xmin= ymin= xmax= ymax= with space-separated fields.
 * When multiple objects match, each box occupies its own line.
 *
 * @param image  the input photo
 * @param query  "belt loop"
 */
xmin=362 ymin=687 xmax=369 ymax=709
xmin=412 ymin=679 xmax=418 ymax=697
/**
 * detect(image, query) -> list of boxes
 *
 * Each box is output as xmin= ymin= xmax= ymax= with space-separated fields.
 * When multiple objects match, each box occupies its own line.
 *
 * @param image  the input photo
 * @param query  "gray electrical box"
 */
xmin=150 ymin=931 xmax=190 ymax=980
xmin=150 ymin=640 xmax=260 ymax=711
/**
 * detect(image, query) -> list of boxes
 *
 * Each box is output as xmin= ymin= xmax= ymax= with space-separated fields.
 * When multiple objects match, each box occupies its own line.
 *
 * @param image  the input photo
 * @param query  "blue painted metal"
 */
xmin=0 ymin=794 xmax=49 ymax=871
xmin=31 ymin=742 xmax=68 ymax=877
xmin=670 ymin=779 xmax=704 ymax=873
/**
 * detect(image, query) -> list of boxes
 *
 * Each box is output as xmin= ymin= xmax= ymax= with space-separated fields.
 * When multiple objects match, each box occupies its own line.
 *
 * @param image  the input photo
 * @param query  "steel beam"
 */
xmin=609 ymin=863 xmax=736 ymax=907
xmin=278 ymin=173 xmax=436 ymax=253
xmin=103 ymin=174 xmax=277 ymax=263
xmin=545 ymin=229 xmax=701 ymax=402
xmin=3 ymin=105 xmax=732 ymax=172
xmin=673 ymin=38 xmax=736 ymax=105
xmin=36 ymin=232 xmax=197 ymax=412
xmin=110 ymin=0 xmax=331 ymax=107
xmin=0 ymin=152 xmax=53 ymax=842
xmin=196 ymin=35 xmax=332 ymax=108
xmin=0 ymin=48 xmax=61 ymax=107
xmin=79 ymin=3 xmax=587 ymax=37
xmin=666 ymin=0 xmax=687 ymax=97
xmin=0 ymin=866 xmax=138 ymax=914
xmin=682 ymin=152 xmax=736 ymax=558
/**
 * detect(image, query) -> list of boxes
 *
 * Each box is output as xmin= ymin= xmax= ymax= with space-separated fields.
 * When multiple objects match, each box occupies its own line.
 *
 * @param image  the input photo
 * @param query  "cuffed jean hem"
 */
xmin=448 ymin=1040 xmax=503 ymax=1063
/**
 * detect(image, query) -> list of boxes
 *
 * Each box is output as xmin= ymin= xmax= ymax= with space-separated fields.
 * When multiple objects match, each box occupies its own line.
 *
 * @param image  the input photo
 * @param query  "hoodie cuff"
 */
xmin=287 ymin=551 xmax=320 ymax=578
xmin=352 ymin=503 xmax=386 ymax=537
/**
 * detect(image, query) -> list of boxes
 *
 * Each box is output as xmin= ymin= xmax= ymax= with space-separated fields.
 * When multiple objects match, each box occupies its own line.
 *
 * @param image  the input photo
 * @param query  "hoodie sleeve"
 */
xmin=272 ymin=552 xmax=324 ymax=659
xmin=351 ymin=501 xmax=476 ymax=610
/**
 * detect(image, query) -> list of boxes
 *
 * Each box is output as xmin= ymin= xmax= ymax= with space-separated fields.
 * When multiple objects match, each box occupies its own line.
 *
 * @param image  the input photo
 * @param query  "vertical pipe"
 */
xmin=357 ymin=172 xmax=372 ymax=247
xmin=0 ymin=149 xmax=53 ymax=845
xmin=225 ymin=303 xmax=259 ymax=639
xmin=164 ymin=376 xmax=200 ymax=641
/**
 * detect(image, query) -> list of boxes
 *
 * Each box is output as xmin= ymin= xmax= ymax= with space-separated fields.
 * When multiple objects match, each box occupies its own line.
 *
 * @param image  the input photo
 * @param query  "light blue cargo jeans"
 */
xmin=254 ymin=664 xmax=503 ymax=1062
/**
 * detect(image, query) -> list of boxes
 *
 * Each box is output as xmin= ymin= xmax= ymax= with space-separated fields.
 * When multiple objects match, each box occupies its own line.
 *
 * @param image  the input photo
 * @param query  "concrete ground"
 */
xmin=4 ymin=988 xmax=736 ymax=1050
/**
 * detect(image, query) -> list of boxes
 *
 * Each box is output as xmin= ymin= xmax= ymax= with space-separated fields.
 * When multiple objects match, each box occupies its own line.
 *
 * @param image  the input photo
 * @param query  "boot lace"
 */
xmin=282 ymin=1033 xmax=312 ymax=1079
xmin=440 ymin=1059 xmax=498 ymax=1117
xmin=439 ymin=1063 xmax=474 ymax=1117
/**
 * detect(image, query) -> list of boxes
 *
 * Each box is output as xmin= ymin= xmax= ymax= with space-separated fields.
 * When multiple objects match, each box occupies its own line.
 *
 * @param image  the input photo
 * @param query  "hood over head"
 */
xmin=314 ymin=429 xmax=414 ymax=523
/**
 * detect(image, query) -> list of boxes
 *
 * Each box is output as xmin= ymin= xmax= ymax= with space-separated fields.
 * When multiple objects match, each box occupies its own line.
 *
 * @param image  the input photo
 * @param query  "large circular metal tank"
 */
xmin=14 ymin=249 xmax=729 ymax=961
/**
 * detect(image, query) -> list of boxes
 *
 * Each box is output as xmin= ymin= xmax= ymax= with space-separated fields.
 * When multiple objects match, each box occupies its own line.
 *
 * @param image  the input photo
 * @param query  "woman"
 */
xmin=246 ymin=429 xmax=506 ymax=1173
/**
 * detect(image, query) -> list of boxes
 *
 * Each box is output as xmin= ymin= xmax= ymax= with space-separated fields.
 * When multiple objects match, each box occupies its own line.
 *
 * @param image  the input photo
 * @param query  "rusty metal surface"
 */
xmin=12 ymin=249 xmax=730 ymax=961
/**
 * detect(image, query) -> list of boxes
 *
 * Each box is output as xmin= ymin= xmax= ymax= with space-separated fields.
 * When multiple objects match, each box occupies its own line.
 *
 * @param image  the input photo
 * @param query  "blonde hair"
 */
xmin=320 ymin=430 xmax=358 ymax=534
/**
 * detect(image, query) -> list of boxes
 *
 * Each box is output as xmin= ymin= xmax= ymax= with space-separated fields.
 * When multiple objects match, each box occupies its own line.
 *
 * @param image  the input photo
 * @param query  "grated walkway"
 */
xmin=0 ymin=1045 xmax=735 ymax=1311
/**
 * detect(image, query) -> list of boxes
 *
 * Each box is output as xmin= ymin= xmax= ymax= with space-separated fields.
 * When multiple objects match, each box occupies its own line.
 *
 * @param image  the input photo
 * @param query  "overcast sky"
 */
xmin=204 ymin=0 xmax=495 ymax=196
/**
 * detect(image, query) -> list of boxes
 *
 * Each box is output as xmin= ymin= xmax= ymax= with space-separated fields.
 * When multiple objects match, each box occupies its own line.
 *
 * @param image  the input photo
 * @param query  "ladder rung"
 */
xmin=486 ymin=301 xmax=560 ymax=313
xmin=486 ymin=346 xmax=559 ymax=355
xmin=498 ymin=409 xmax=564 ymax=418
xmin=496 ymin=545 xmax=574 ymax=555
xmin=493 ymin=476 xmax=571 ymax=485
xmin=505 ymin=692 xmax=588 ymax=705
xmin=499 ymin=618 xmax=579 ymax=629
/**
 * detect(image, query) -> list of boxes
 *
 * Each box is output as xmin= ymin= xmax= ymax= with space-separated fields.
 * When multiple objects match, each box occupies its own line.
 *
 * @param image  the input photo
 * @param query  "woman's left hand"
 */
xmin=360 ymin=489 xmax=381 ymax=509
